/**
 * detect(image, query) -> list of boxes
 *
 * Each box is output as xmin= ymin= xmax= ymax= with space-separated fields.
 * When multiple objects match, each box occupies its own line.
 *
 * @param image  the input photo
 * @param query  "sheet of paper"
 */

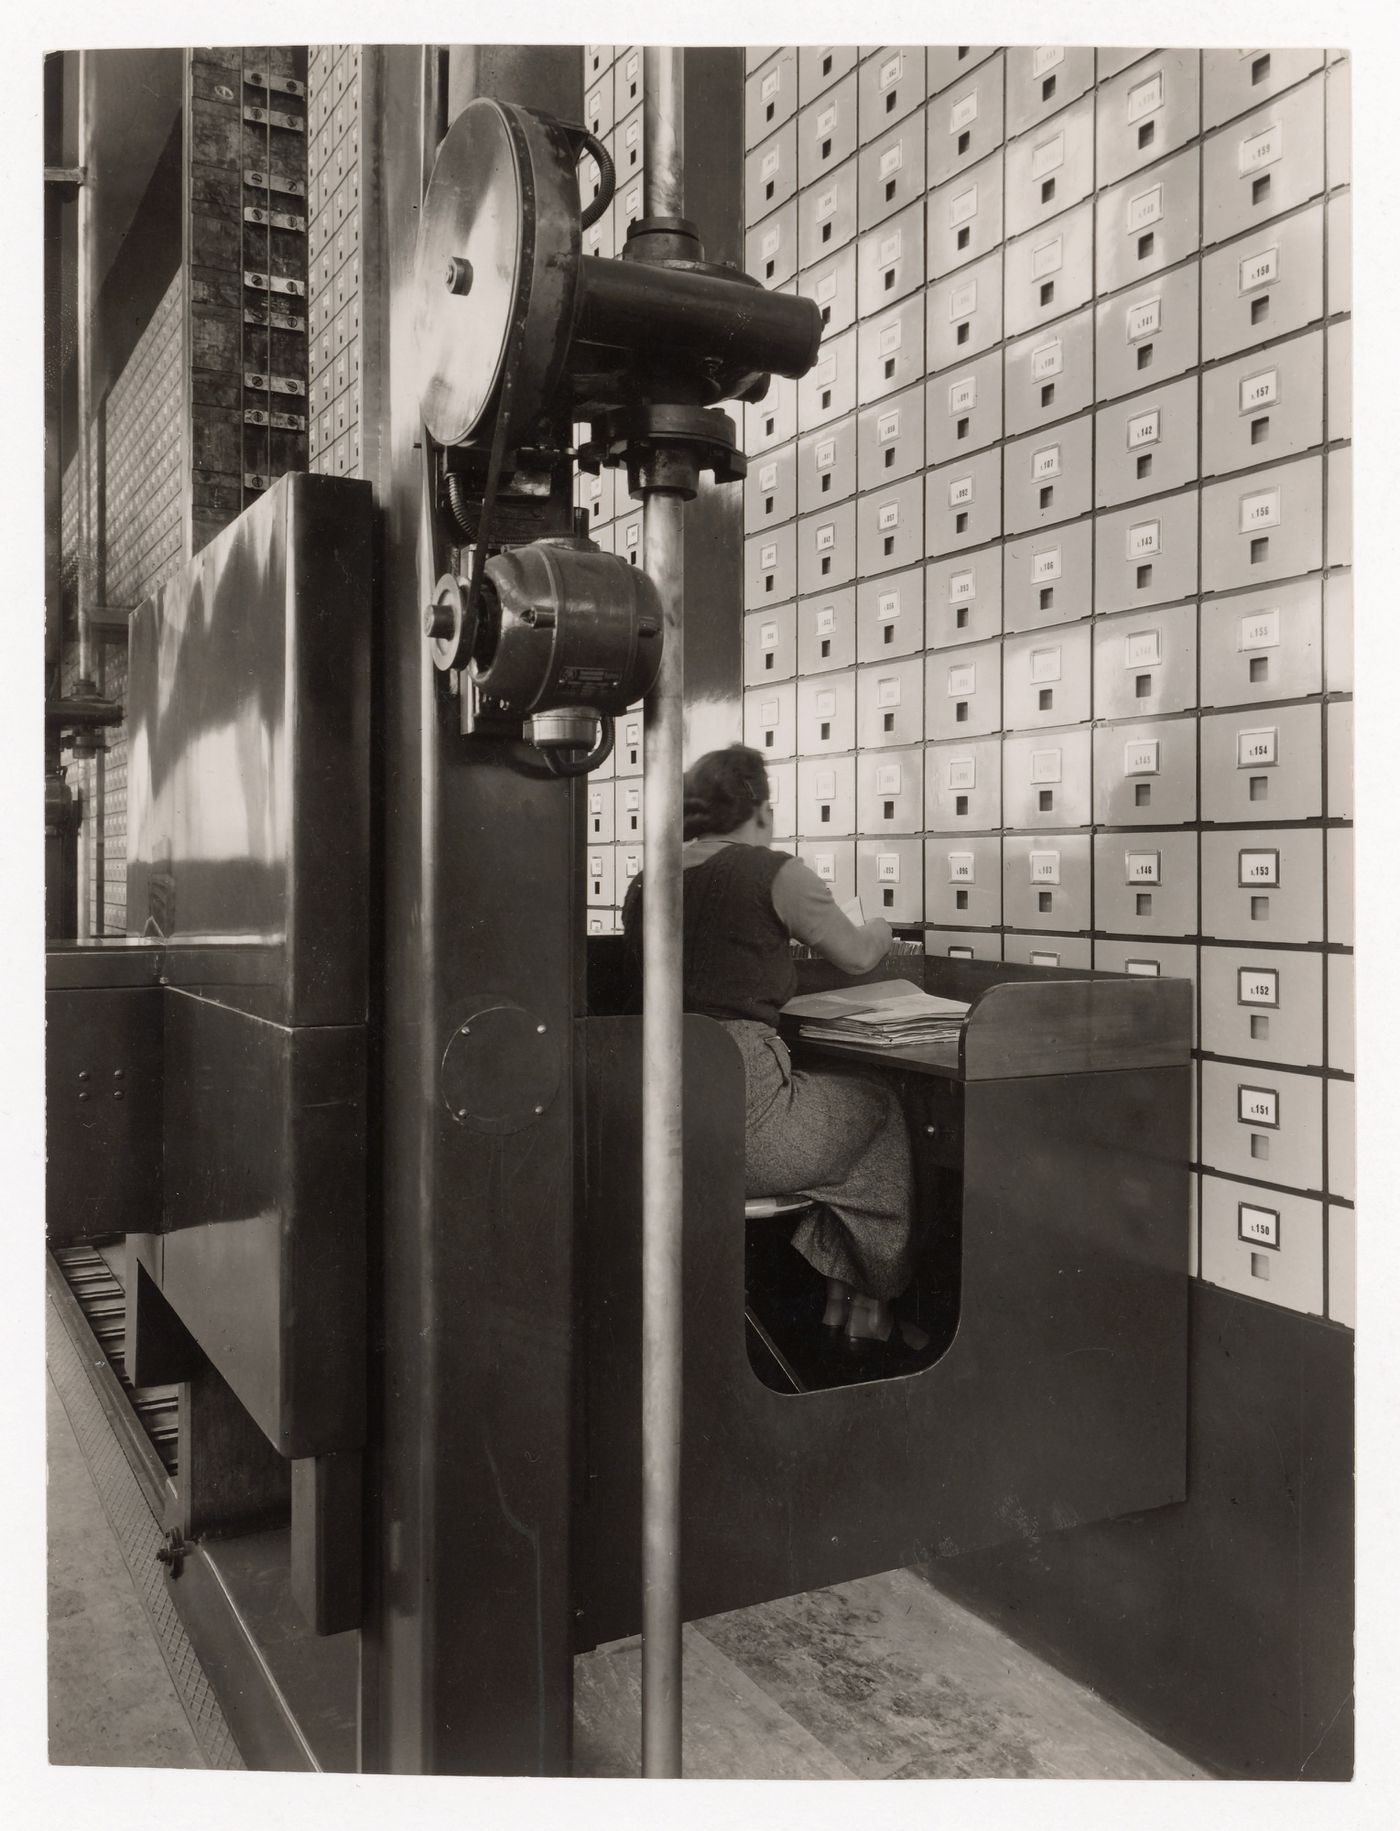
xmin=839 ymin=894 xmax=866 ymax=925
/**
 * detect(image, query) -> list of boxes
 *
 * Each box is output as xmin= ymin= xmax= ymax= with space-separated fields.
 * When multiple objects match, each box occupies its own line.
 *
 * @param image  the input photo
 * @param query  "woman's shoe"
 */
xmin=843 ymin=1293 xmax=894 ymax=1349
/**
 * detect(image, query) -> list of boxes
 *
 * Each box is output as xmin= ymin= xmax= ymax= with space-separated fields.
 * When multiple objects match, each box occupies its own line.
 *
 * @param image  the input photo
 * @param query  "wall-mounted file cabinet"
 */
xmin=1094 ymin=830 xmax=1199 ymax=937
xmin=1092 ymin=600 xmax=1199 ymax=719
xmin=1093 ymin=717 xmax=1199 ymax=827
xmin=925 ymin=737 xmax=1002 ymax=832
xmin=1200 ymin=944 xmax=1325 ymax=1068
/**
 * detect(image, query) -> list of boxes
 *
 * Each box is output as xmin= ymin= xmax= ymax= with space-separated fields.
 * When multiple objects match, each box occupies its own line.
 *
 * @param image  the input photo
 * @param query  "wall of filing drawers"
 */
xmin=735 ymin=43 xmax=1354 ymax=1328
xmin=61 ymin=276 xmax=187 ymax=938
xmin=306 ymin=46 xmax=365 ymax=483
xmin=576 ymin=44 xmax=653 ymax=935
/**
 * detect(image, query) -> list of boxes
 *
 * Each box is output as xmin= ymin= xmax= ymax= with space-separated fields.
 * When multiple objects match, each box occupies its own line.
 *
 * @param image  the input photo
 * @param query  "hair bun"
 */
xmin=681 ymin=745 xmax=770 ymax=840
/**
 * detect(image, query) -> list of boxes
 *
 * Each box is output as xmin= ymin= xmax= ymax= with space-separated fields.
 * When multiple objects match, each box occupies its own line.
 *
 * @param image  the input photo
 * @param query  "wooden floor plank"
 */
xmin=573 ymin=1624 xmax=856 ymax=1779
xmin=689 ymin=1567 xmax=1205 ymax=1781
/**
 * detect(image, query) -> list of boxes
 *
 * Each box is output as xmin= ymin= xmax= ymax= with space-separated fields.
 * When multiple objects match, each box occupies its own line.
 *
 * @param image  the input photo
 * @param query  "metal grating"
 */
xmin=50 ymin=1244 xmax=179 ymax=1473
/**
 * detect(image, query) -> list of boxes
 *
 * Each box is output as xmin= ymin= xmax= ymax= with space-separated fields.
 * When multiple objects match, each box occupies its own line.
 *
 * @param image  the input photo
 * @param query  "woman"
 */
xmin=622 ymin=744 xmax=918 ymax=1350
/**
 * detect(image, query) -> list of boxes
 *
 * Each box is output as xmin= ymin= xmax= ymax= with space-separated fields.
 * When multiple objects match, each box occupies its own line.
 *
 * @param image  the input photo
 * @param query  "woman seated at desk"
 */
xmin=623 ymin=744 xmax=922 ymax=1352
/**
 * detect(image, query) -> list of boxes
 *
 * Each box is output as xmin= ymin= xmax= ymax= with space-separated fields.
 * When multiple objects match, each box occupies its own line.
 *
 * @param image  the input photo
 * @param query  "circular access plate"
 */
xmin=415 ymin=100 xmax=581 ymax=447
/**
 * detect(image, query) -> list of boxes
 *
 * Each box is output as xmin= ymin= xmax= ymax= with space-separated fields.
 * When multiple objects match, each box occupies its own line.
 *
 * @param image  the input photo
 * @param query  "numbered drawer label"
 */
xmin=950 ymin=280 xmax=979 ymax=320
xmin=1240 ymin=368 xmax=1279 ymax=413
xmin=1030 ymin=748 xmax=1063 ymax=784
xmin=877 ymin=500 xmax=901 ymax=531
xmin=1032 ymin=133 xmax=1065 ymax=179
xmin=948 ymin=376 xmax=978 ymax=415
xmin=815 ymin=437 xmax=837 ymax=471
xmin=1238 ymin=607 xmax=1280 ymax=650
xmin=880 ymin=51 xmax=904 ymax=89
xmin=815 ymin=605 xmax=836 ymax=634
xmin=876 ymin=676 xmax=902 ymax=708
xmin=876 ymin=762 xmax=903 ymax=794
xmin=948 ymin=474 xmax=976 ymax=508
xmin=876 ymin=854 xmax=901 ymax=883
xmin=1237 ymin=966 xmax=1280 ymax=1007
xmin=1238 ymin=848 xmax=1279 ymax=886
xmin=1127 ymin=518 xmax=1162 ymax=558
xmin=947 ymin=756 xmax=977 ymax=789
xmin=760 ymin=698 xmax=781 ymax=727
xmin=1125 ymin=850 xmax=1162 ymax=885
xmin=1125 ymin=958 xmax=1161 ymax=976
xmin=1029 ymin=645 xmax=1062 ymax=683
xmin=948 ymin=851 xmax=976 ymax=883
xmin=1127 ymin=296 xmax=1162 ymax=342
xmin=1030 ymin=851 xmax=1061 ymax=884
xmin=1237 ymin=1083 xmax=1279 ymax=1128
xmin=1127 ymin=70 xmax=1165 ymax=122
xmin=877 ymin=589 xmax=902 ymax=621
xmin=1032 ymin=444 xmax=1063 ymax=481
xmin=1239 ymin=245 xmax=1280 ymax=293
xmin=1127 ymin=408 xmax=1161 ymax=449
xmin=1032 ymin=338 xmax=1064 ymax=380
xmin=1237 ymin=1202 xmax=1280 ymax=1249
xmin=880 ymin=143 xmax=905 ymax=179
xmin=878 ymin=408 xmax=902 ymax=442
xmin=1236 ymin=726 xmax=1278 ymax=767
xmin=946 ymin=663 xmax=977 ymax=697
xmin=815 ymin=688 xmax=837 ymax=717
xmin=760 ymin=621 xmax=780 ymax=650
xmin=1127 ymin=184 xmax=1164 ymax=232
xmin=1032 ymin=235 xmax=1064 ymax=279
xmin=1031 ymin=546 xmax=1063 ymax=584
xmin=950 ymin=184 xmax=979 ymax=225
xmin=949 ymin=568 xmax=977 ymax=602
xmin=813 ymin=853 xmax=836 ymax=881
xmin=878 ymin=320 xmax=904 ymax=355
xmin=815 ymin=522 xmax=836 ymax=551
xmin=1239 ymin=487 xmax=1282 ymax=533
xmin=1034 ymin=45 xmax=1065 ymax=77
xmin=814 ymin=769 xmax=837 ymax=800
xmin=1239 ymin=124 xmax=1283 ymax=176
xmin=1124 ymin=628 xmax=1162 ymax=668
xmin=1124 ymin=739 xmax=1160 ymax=776
xmin=950 ymin=90 xmax=980 ymax=133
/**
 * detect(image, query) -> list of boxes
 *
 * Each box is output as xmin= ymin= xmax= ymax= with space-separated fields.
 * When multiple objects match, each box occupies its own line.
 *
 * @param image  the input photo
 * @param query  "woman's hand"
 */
xmin=864 ymin=917 xmax=894 ymax=958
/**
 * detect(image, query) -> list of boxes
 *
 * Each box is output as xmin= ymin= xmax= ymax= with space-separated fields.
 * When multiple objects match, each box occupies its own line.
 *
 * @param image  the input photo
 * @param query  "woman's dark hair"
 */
xmin=682 ymin=745 xmax=770 ymax=840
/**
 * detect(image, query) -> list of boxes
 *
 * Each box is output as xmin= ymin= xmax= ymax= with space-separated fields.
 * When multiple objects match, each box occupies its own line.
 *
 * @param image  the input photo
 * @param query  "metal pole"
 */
xmin=75 ymin=49 xmax=94 ymax=689
xmin=639 ymin=43 xmax=686 ymax=1782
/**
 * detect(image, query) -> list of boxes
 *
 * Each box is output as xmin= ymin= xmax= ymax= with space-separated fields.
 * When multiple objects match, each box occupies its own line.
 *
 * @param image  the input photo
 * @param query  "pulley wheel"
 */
xmin=414 ymin=98 xmax=583 ymax=446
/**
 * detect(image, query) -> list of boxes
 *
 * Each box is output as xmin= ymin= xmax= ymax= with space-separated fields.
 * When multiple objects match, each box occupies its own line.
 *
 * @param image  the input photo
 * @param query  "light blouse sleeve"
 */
xmin=770 ymin=856 xmax=888 ymax=974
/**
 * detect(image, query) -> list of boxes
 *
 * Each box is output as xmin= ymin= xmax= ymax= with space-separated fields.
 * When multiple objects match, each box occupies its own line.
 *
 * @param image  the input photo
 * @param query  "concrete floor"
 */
xmin=46 ymin=1375 xmax=204 ymax=1768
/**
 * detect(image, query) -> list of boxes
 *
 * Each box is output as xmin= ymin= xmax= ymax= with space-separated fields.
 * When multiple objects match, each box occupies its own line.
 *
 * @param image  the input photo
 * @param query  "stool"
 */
xmin=743 ymin=1194 xmax=813 ymax=1221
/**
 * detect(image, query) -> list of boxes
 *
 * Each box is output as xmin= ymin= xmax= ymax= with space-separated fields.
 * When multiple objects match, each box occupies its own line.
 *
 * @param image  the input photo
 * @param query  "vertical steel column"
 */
xmin=639 ymin=42 xmax=686 ymax=1782
xmin=75 ymin=49 xmax=94 ymax=690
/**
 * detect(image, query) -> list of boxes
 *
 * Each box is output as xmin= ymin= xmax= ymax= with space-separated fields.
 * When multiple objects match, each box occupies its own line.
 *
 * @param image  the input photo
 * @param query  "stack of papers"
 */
xmin=781 ymin=978 xmax=970 ymax=1050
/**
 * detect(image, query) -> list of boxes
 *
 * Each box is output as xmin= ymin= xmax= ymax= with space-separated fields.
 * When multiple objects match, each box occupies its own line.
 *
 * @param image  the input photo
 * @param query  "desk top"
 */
xmin=784 ymin=969 xmax=1192 ymax=1083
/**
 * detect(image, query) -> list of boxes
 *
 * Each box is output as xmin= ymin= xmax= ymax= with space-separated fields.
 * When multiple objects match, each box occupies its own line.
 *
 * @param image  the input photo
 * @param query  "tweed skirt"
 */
xmin=721 ymin=1019 xmax=915 ymax=1301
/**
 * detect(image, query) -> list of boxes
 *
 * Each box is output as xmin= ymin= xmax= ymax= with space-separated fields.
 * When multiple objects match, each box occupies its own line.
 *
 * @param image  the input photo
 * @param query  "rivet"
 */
xmin=458 ymin=1109 xmax=468 ymax=1119
xmin=460 ymin=1024 xmax=471 ymax=1035
xmin=113 ymin=1091 xmax=125 ymax=1101
xmin=534 ymin=1105 xmax=545 ymax=1115
xmin=78 ymin=1092 xmax=90 ymax=1103
xmin=77 ymin=1070 xmax=90 ymax=1082
xmin=536 ymin=1024 xmax=547 ymax=1034
xmin=113 ymin=1069 xmax=125 ymax=1080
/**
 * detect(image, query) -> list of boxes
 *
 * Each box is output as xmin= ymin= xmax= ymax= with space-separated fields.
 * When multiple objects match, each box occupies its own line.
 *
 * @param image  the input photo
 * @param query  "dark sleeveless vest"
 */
xmin=622 ymin=843 xmax=796 ymax=1027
